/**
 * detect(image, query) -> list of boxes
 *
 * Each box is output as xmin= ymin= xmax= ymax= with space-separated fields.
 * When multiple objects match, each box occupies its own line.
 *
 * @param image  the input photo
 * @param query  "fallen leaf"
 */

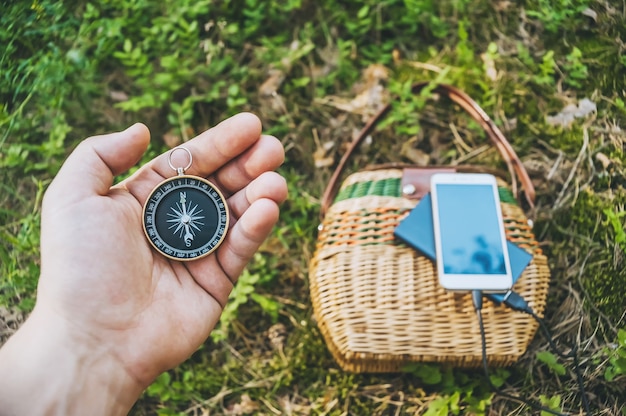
xmin=582 ymin=8 xmax=598 ymax=22
xmin=317 ymin=39 xmax=341 ymax=67
xmin=315 ymin=64 xmax=390 ymax=119
xmin=494 ymin=1 xmax=512 ymax=11
xmin=226 ymin=394 xmax=260 ymax=415
xmin=595 ymin=152 xmax=612 ymax=169
xmin=546 ymin=98 xmax=597 ymax=127
xmin=163 ymin=131 xmax=182 ymax=148
xmin=362 ymin=63 xmax=389 ymax=86
xmin=259 ymin=68 xmax=286 ymax=97
xmin=109 ymin=90 xmax=129 ymax=102
xmin=401 ymin=142 xmax=430 ymax=166
xmin=313 ymin=141 xmax=335 ymax=168
xmin=311 ymin=127 xmax=335 ymax=168
xmin=267 ymin=323 xmax=287 ymax=351
xmin=481 ymin=52 xmax=497 ymax=81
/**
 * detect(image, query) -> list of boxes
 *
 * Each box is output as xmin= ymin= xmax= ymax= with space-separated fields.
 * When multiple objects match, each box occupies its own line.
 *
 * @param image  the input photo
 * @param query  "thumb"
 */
xmin=47 ymin=123 xmax=151 ymax=202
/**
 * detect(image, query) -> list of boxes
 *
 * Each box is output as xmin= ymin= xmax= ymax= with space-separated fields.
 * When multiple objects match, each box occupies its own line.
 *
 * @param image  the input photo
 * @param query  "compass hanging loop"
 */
xmin=168 ymin=147 xmax=193 ymax=176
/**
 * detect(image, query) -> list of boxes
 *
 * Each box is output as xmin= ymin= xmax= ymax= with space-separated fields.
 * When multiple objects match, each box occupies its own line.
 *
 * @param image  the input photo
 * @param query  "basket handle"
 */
xmin=320 ymin=82 xmax=536 ymax=218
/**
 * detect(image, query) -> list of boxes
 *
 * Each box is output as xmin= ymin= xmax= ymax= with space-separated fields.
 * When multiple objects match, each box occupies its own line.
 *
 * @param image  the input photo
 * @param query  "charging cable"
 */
xmin=472 ymin=290 xmax=591 ymax=416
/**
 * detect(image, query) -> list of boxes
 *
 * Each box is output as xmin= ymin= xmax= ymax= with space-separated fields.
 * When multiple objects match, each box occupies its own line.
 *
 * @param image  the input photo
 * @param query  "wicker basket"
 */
xmin=308 ymin=84 xmax=551 ymax=372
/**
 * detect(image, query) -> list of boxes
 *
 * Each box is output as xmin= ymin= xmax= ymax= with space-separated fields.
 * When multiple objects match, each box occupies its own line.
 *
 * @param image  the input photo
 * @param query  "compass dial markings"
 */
xmin=142 ymin=175 xmax=229 ymax=261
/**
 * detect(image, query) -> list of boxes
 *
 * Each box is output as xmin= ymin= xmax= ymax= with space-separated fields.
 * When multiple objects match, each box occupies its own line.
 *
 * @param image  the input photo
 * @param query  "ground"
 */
xmin=1 ymin=0 xmax=625 ymax=414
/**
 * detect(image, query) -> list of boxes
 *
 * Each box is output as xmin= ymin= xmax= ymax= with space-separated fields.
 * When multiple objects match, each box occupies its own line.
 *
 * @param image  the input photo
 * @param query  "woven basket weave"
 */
xmin=309 ymin=84 xmax=551 ymax=373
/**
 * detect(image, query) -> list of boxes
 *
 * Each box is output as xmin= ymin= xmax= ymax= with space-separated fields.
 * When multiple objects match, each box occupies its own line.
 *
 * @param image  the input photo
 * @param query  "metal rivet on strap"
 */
xmin=402 ymin=184 xmax=417 ymax=196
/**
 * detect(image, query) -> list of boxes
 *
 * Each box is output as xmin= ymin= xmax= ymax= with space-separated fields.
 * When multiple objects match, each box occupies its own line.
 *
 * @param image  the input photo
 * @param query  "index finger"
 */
xmin=120 ymin=112 xmax=264 ymax=201
xmin=148 ymin=112 xmax=262 ymax=178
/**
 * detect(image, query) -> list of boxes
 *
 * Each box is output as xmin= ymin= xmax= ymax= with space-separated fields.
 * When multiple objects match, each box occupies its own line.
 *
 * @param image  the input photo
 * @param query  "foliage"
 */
xmin=0 ymin=179 xmax=46 ymax=310
xmin=600 ymin=328 xmax=626 ymax=382
xmin=211 ymin=253 xmax=281 ymax=342
xmin=403 ymin=363 xmax=503 ymax=415
xmin=525 ymin=0 xmax=592 ymax=34
xmin=539 ymin=394 xmax=563 ymax=416
xmin=536 ymin=351 xmax=567 ymax=376
xmin=604 ymin=208 xmax=626 ymax=254
xmin=2 ymin=0 xmax=626 ymax=414
xmin=546 ymin=189 xmax=626 ymax=321
xmin=0 ymin=2 xmax=81 ymax=174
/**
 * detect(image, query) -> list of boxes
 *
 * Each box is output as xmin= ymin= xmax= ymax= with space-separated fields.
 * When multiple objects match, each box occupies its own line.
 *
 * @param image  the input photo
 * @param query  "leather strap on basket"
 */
xmin=320 ymin=82 xmax=536 ymax=218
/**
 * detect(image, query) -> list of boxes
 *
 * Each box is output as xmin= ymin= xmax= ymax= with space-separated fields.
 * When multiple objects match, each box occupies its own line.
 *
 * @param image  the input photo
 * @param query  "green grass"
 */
xmin=2 ymin=0 xmax=625 ymax=414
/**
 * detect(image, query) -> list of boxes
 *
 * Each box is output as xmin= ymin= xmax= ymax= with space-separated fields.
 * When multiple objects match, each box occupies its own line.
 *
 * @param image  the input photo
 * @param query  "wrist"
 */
xmin=0 ymin=305 xmax=144 ymax=416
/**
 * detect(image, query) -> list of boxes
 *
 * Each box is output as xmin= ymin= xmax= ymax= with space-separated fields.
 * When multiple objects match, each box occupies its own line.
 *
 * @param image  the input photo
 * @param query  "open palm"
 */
xmin=36 ymin=113 xmax=287 ymax=388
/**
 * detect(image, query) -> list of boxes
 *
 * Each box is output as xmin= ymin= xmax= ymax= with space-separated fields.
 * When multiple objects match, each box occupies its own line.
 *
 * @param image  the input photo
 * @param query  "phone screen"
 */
xmin=434 ymin=183 xmax=506 ymax=275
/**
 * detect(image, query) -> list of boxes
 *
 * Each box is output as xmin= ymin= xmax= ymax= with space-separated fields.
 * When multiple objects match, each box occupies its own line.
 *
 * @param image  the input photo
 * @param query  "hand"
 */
xmin=0 ymin=113 xmax=287 ymax=415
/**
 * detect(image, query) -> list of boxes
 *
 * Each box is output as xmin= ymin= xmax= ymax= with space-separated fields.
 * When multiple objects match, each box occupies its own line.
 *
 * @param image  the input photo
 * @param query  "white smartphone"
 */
xmin=430 ymin=173 xmax=513 ymax=292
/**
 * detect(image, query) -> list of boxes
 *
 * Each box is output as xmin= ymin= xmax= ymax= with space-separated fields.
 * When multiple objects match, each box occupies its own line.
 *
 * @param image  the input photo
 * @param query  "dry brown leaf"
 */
xmin=595 ymin=152 xmax=612 ymax=169
xmin=226 ymin=394 xmax=260 ymax=415
xmin=582 ymin=7 xmax=598 ymax=21
xmin=313 ymin=141 xmax=335 ymax=168
xmin=546 ymin=98 xmax=597 ymax=127
xmin=311 ymin=128 xmax=335 ymax=168
xmin=404 ymin=60 xmax=444 ymax=73
xmin=163 ymin=131 xmax=182 ymax=148
xmin=315 ymin=63 xmax=390 ymax=119
xmin=259 ymin=69 xmax=286 ymax=97
xmin=267 ymin=323 xmax=287 ymax=351
xmin=481 ymin=52 xmax=497 ymax=81
xmin=401 ymin=142 xmax=430 ymax=166
xmin=493 ymin=0 xmax=512 ymax=11
xmin=362 ymin=63 xmax=389 ymax=86
xmin=318 ymin=41 xmax=340 ymax=66
xmin=109 ymin=90 xmax=129 ymax=102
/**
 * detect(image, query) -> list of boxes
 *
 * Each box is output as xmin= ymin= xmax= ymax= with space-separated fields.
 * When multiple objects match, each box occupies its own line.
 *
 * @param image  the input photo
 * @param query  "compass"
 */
xmin=142 ymin=148 xmax=229 ymax=261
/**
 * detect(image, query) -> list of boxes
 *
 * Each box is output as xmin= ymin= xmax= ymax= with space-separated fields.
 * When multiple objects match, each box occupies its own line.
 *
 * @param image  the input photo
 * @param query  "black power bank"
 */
xmin=394 ymin=193 xmax=533 ymax=304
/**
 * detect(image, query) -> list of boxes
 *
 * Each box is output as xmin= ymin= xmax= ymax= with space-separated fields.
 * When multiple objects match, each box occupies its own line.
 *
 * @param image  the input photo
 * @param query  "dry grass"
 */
xmin=2 ymin=0 xmax=626 ymax=414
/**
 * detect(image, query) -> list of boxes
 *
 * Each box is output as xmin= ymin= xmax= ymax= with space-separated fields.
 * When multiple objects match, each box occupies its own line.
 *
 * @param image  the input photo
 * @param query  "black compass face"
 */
xmin=143 ymin=175 xmax=229 ymax=261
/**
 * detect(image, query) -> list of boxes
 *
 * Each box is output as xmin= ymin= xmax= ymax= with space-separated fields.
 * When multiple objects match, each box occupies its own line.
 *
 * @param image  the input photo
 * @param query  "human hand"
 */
xmin=0 ymin=113 xmax=287 ymax=415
